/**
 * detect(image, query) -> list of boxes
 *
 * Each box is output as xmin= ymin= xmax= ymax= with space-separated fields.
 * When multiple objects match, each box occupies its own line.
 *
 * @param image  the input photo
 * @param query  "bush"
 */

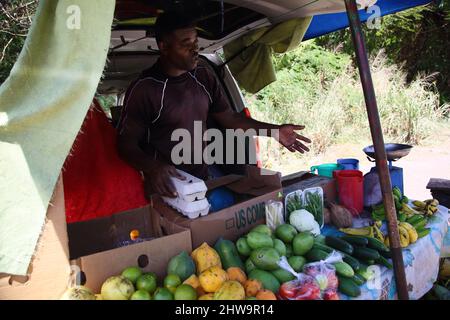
xmin=245 ymin=43 xmax=449 ymax=168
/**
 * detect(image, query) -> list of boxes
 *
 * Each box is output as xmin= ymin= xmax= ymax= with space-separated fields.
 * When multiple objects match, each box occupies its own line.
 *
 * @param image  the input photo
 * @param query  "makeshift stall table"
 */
xmin=322 ymin=205 xmax=449 ymax=300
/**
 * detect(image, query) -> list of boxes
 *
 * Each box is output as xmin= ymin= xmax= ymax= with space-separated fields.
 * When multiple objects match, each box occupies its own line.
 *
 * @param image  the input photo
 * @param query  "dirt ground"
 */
xmin=264 ymin=126 xmax=450 ymax=201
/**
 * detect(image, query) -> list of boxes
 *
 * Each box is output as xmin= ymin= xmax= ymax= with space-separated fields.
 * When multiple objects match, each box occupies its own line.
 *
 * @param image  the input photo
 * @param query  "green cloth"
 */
xmin=0 ymin=0 xmax=115 ymax=275
xmin=223 ymin=17 xmax=312 ymax=93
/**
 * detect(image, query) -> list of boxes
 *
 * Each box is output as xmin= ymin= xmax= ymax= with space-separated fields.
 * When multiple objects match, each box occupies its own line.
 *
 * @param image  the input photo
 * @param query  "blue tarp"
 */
xmin=304 ymin=0 xmax=433 ymax=40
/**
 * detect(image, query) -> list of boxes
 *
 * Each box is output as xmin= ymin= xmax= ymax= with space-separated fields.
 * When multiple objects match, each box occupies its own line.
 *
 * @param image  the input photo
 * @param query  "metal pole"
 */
xmin=344 ymin=0 xmax=409 ymax=300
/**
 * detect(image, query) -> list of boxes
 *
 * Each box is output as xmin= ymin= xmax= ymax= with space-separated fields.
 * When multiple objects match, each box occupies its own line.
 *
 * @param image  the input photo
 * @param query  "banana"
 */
xmin=398 ymin=225 xmax=410 ymax=248
xmin=372 ymin=224 xmax=385 ymax=242
xmin=429 ymin=206 xmax=438 ymax=214
xmin=339 ymin=226 xmax=372 ymax=236
xmin=402 ymin=203 xmax=422 ymax=216
xmin=399 ymin=222 xmax=418 ymax=243
xmin=384 ymin=227 xmax=410 ymax=248
xmin=431 ymin=199 xmax=439 ymax=207
xmin=412 ymin=200 xmax=427 ymax=209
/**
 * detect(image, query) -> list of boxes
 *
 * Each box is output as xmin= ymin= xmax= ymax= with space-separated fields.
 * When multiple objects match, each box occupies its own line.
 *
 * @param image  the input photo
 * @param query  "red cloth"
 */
xmin=63 ymin=100 xmax=148 ymax=223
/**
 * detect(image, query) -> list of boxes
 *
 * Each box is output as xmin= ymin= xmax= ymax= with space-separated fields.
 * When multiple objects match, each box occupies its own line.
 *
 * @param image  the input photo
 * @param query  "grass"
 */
xmin=245 ymin=41 xmax=450 ymax=171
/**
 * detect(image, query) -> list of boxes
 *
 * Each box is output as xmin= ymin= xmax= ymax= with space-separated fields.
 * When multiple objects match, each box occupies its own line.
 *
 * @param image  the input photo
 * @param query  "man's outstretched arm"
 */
xmin=211 ymin=110 xmax=311 ymax=154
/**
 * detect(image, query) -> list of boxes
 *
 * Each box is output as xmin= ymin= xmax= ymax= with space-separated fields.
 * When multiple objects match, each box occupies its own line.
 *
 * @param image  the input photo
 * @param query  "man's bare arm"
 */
xmin=117 ymin=118 xmax=184 ymax=197
xmin=211 ymin=110 xmax=311 ymax=153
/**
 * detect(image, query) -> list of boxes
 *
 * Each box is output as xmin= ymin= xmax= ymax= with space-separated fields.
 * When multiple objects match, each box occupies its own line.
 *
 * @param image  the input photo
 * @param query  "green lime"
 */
xmin=136 ymin=274 xmax=157 ymax=293
xmin=164 ymin=274 xmax=181 ymax=294
xmin=174 ymin=284 xmax=197 ymax=300
xmin=153 ymin=287 xmax=174 ymax=300
xmin=121 ymin=266 xmax=143 ymax=284
xmin=130 ymin=289 xmax=151 ymax=300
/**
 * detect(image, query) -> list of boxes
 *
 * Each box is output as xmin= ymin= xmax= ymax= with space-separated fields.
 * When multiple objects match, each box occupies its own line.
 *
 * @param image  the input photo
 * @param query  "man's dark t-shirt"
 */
xmin=118 ymin=60 xmax=232 ymax=179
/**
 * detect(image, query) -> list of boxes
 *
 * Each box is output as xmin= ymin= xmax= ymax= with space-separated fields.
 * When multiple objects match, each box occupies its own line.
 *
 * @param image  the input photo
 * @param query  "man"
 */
xmin=117 ymin=11 xmax=311 ymax=198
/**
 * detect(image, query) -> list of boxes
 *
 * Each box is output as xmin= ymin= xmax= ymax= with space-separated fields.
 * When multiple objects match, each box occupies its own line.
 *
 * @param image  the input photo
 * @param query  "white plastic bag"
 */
xmin=265 ymin=200 xmax=285 ymax=230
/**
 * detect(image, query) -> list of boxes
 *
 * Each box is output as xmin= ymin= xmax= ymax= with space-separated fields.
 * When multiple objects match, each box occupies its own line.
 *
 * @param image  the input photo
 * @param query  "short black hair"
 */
xmin=154 ymin=11 xmax=196 ymax=43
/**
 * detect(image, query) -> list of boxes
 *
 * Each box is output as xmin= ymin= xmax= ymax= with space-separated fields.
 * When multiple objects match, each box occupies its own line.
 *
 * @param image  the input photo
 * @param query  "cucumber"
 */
xmin=214 ymin=238 xmax=245 ymax=270
xmin=356 ymin=264 xmax=373 ymax=281
xmin=338 ymin=276 xmax=361 ymax=297
xmin=352 ymin=247 xmax=380 ymax=261
xmin=364 ymin=237 xmax=390 ymax=253
xmin=340 ymin=235 xmax=369 ymax=247
xmin=376 ymin=255 xmax=393 ymax=269
xmin=313 ymin=243 xmax=360 ymax=271
xmin=333 ymin=261 xmax=354 ymax=278
xmin=379 ymin=250 xmax=392 ymax=259
xmin=306 ymin=249 xmax=329 ymax=262
xmin=312 ymin=243 xmax=334 ymax=253
xmin=325 ymin=236 xmax=354 ymax=255
xmin=342 ymin=255 xmax=361 ymax=272
xmin=352 ymin=273 xmax=366 ymax=286
xmin=314 ymin=234 xmax=326 ymax=245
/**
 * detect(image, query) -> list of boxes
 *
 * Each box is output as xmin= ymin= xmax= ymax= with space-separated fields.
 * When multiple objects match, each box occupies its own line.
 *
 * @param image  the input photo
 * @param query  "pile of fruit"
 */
xmin=342 ymin=187 xmax=440 ymax=248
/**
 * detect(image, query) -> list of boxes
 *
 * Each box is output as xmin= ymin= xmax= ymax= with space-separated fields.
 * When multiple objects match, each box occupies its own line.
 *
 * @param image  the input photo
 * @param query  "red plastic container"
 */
xmin=333 ymin=170 xmax=364 ymax=216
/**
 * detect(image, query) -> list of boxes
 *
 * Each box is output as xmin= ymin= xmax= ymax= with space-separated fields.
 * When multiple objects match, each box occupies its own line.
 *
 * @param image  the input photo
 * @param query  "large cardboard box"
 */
xmin=68 ymin=205 xmax=192 ymax=293
xmin=0 ymin=177 xmax=191 ymax=299
xmin=154 ymin=166 xmax=283 ymax=248
xmin=282 ymin=171 xmax=337 ymax=203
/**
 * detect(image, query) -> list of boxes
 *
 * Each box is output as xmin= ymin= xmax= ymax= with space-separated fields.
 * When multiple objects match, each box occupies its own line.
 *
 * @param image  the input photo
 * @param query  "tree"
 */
xmin=316 ymin=1 xmax=450 ymax=103
xmin=0 ymin=0 xmax=38 ymax=84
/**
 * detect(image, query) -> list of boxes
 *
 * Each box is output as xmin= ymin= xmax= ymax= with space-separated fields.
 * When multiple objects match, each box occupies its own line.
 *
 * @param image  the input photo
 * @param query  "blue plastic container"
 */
xmin=337 ymin=158 xmax=360 ymax=170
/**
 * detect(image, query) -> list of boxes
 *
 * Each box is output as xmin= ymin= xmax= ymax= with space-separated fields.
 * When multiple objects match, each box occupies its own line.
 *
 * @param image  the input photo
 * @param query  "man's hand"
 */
xmin=276 ymin=124 xmax=311 ymax=153
xmin=144 ymin=161 xmax=186 ymax=198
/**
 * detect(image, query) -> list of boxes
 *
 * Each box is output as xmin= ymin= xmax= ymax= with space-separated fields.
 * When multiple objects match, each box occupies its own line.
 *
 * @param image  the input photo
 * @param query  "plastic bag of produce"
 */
xmin=265 ymin=200 xmax=285 ymax=231
xmin=277 ymin=252 xmax=341 ymax=300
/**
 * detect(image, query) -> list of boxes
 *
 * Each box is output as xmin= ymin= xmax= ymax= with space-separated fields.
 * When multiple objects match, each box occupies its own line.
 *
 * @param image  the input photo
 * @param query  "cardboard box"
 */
xmin=0 ymin=177 xmax=71 ymax=300
xmin=154 ymin=166 xmax=283 ymax=248
xmin=0 ymin=176 xmax=192 ymax=299
xmin=282 ymin=171 xmax=337 ymax=203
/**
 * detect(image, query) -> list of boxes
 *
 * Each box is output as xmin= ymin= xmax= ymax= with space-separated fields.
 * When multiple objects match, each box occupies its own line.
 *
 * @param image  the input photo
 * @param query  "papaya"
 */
xmin=245 ymin=258 xmax=256 ymax=274
xmin=199 ymin=266 xmax=228 ymax=293
xmin=250 ymin=224 xmax=273 ymax=237
xmin=273 ymin=239 xmax=287 ymax=256
xmin=183 ymin=274 xmax=204 ymax=296
xmin=248 ymin=269 xmax=280 ymax=293
xmin=213 ymin=281 xmax=245 ymax=300
xmin=285 ymin=244 xmax=293 ymax=257
xmin=214 ymin=238 xmax=244 ymax=270
xmin=167 ymin=251 xmax=196 ymax=282
xmin=244 ymin=279 xmax=263 ymax=297
xmin=250 ymin=247 xmax=280 ymax=271
xmin=247 ymin=232 xmax=274 ymax=250
xmin=271 ymin=268 xmax=295 ymax=283
xmin=256 ymin=289 xmax=277 ymax=300
xmin=288 ymin=256 xmax=306 ymax=272
xmin=226 ymin=267 xmax=247 ymax=285
xmin=236 ymin=237 xmax=252 ymax=257
xmin=198 ymin=293 xmax=214 ymax=300
xmin=191 ymin=242 xmax=222 ymax=274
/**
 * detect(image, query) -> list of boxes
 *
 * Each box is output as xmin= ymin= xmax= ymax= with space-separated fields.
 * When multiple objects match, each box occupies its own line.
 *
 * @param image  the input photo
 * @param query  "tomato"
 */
xmin=326 ymin=273 xmax=339 ymax=290
xmin=323 ymin=289 xmax=340 ymax=300
xmin=279 ymin=281 xmax=299 ymax=299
